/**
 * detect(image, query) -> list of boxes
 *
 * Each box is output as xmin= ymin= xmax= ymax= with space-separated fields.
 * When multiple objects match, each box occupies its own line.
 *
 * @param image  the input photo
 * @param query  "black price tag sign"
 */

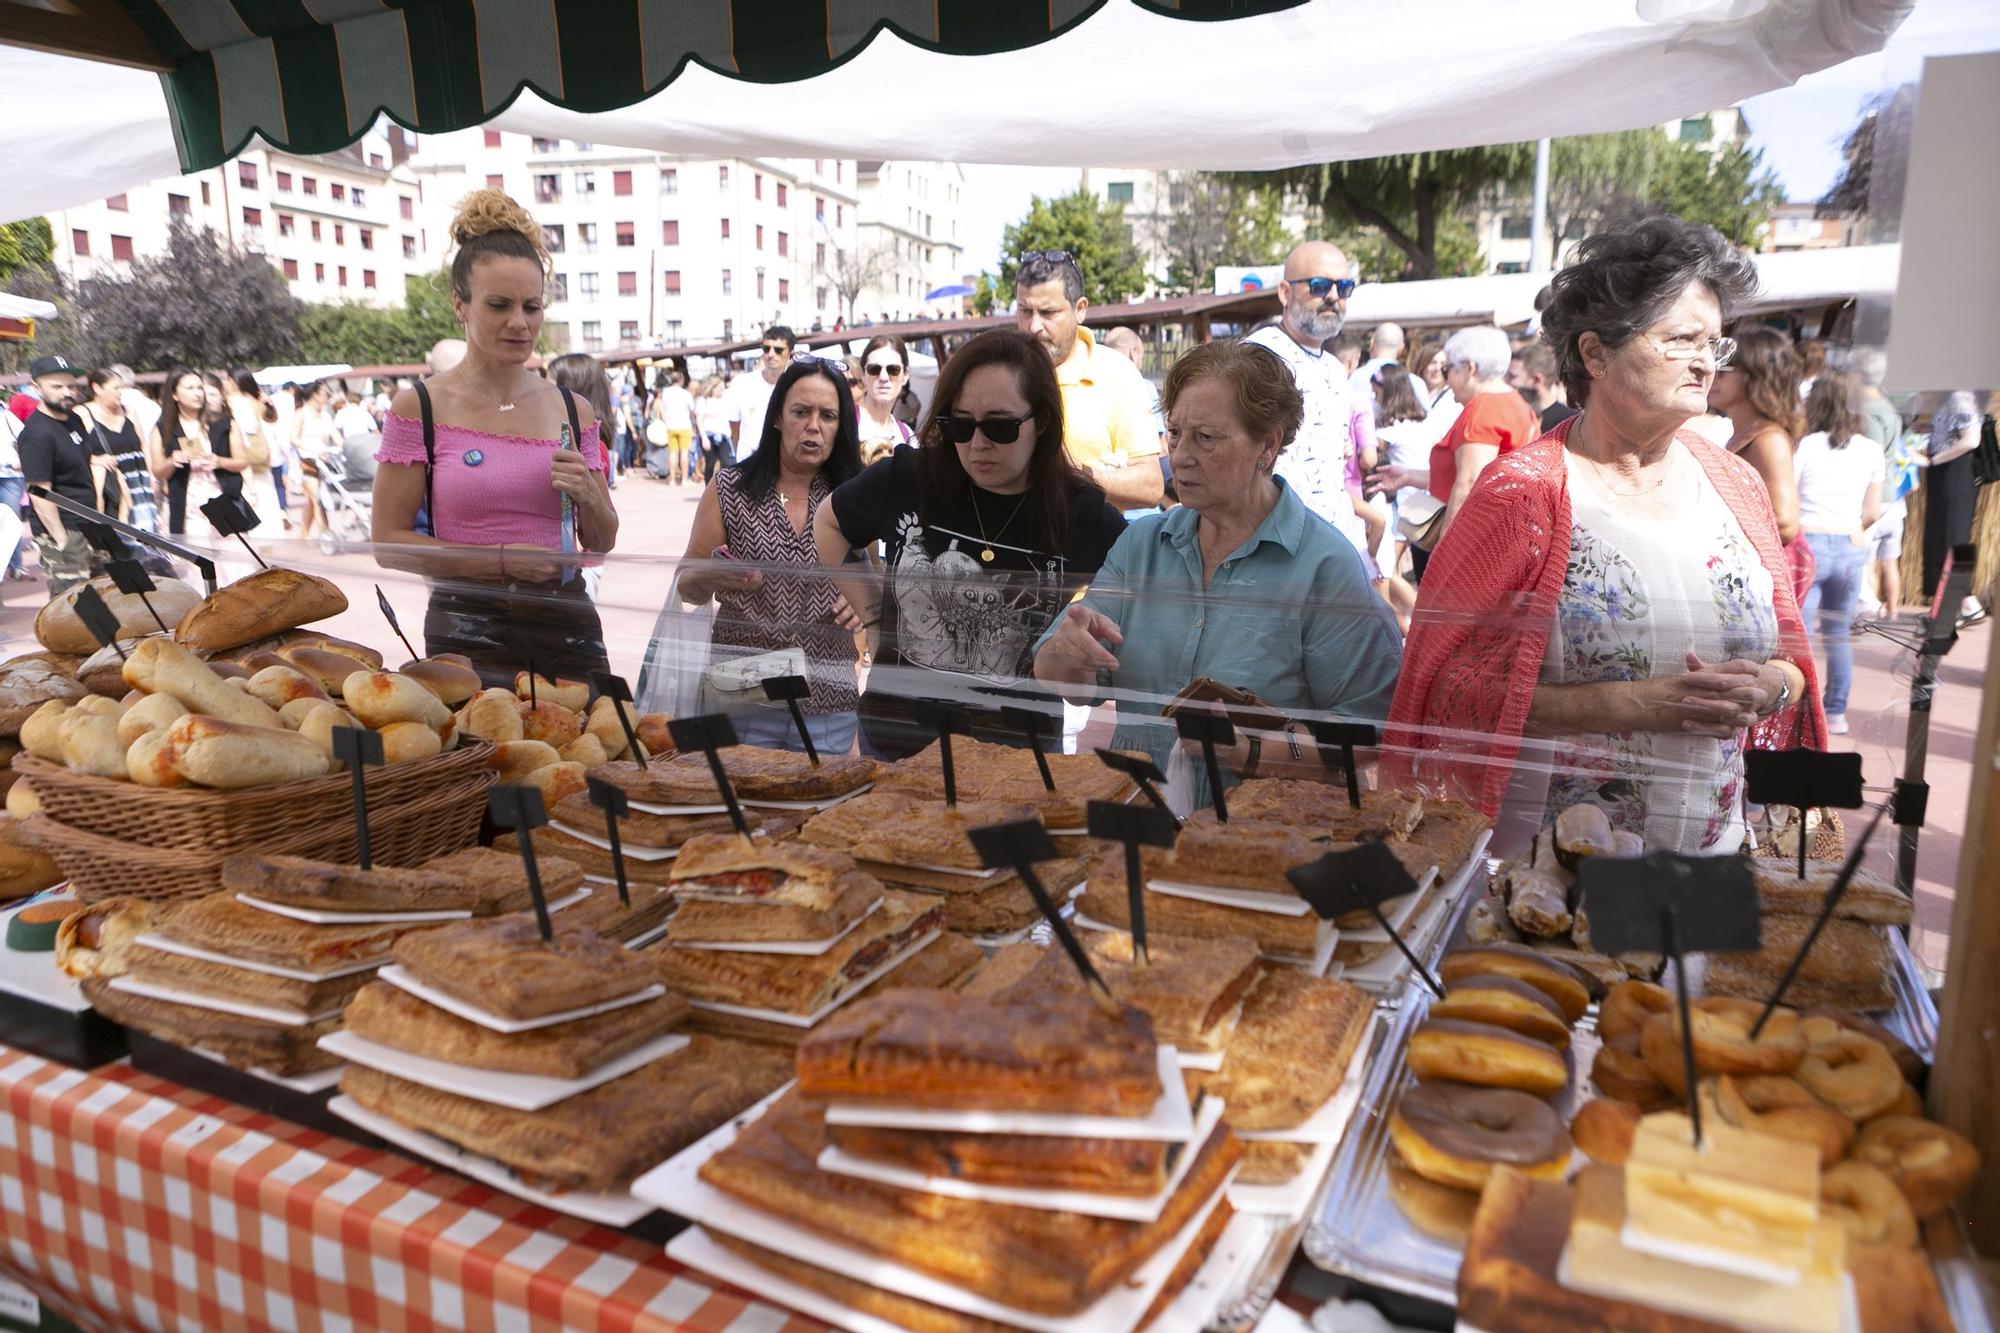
xmin=759 ymin=673 xmax=820 ymax=766
xmin=331 ymin=726 xmax=386 ymax=869
xmin=71 ymin=585 xmax=126 ymax=661
xmin=1308 ymin=719 xmax=1379 ymax=810
xmin=1173 ymin=710 xmax=1235 ymax=823
xmin=489 ymin=785 xmax=557 ymax=942
xmin=105 ymin=559 xmax=172 ymax=635
xmin=968 ymin=819 xmax=1116 ymax=1013
xmin=996 ymin=695 xmax=1060 ymax=792
xmin=1579 ymin=852 xmax=1761 ymax=1147
xmin=1086 ymin=800 xmax=1177 ymax=964
xmin=1094 ymin=747 xmax=1176 ymax=819
xmin=591 ymin=671 xmax=649 ymax=770
xmin=198 ymin=495 xmax=268 ymax=568
xmin=374 ymin=584 xmax=418 ymax=663
xmin=913 ymin=701 xmax=970 ymax=807
xmin=1749 ymin=799 xmax=1893 ymax=1037
xmin=586 ymin=774 xmax=633 ymax=906
xmin=1287 ymin=843 xmax=1442 ymax=997
xmin=1744 ymin=749 xmax=1866 ymax=880
xmin=669 ymin=713 xmax=751 ymax=838
xmin=78 ymin=522 xmax=125 ymax=556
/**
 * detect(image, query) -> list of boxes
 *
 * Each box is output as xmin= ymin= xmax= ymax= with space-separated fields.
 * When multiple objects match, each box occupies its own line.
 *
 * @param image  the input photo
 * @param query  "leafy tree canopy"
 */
xmin=79 ymin=223 xmax=300 ymax=370
xmin=996 ymin=190 xmax=1147 ymax=306
xmin=0 ymin=219 xmax=53 ymax=284
xmin=297 ymin=271 xmax=463 ymax=365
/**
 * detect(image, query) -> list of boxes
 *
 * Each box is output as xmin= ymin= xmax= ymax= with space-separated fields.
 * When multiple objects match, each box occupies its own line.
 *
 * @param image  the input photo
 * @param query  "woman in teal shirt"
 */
xmin=1035 ymin=339 xmax=1402 ymax=800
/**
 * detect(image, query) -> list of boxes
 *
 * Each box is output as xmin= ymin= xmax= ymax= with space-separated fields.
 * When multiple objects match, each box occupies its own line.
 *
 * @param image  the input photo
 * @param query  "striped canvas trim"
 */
xmin=131 ymin=0 xmax=1307 ymax=170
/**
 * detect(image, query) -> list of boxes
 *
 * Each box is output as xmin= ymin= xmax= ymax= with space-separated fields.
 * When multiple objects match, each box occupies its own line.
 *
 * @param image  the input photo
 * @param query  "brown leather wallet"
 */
xmin=1160 ymin=676 xmax=1287 ymax=734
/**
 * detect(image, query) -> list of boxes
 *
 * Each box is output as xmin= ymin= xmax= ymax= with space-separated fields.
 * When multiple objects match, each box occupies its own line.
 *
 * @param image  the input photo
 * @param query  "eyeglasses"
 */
xmin=1651 ymin=333 xmax=1736 ymax=367
xmin=865 ymin=362 xmax=904 ymax=378
xmin=935 ymin=413 xmax=1032 ymax=445
xmin=1287 ymin=276 xmax=1357 ymax=300
xmin=761 ymin=343 xmax=790 ymax=356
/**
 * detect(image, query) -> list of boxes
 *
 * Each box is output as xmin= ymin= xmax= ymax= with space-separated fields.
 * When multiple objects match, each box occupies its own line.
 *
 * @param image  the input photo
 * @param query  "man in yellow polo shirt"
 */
xmin=1013 ymin=251 xmax=1164 ymax=510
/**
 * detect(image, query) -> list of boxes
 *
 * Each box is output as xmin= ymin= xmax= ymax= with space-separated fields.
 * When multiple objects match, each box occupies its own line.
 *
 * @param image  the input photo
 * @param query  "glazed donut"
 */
xmin=1592 ymin=1030 xmax=1672 ymax=1107
xmin=1598 ymin=980 xmax=1673 ymax=1044
xmin=1429 ymin=974 xmax=1572 ymax=1049
xmin=1571 ymin=1097 xmax=1642 ymax=1165
xmin=1822 ymin=1161 xmax=1919 ymax=1249
xmin=1851 ymin=1116 xmax=1981 ymax=1218
xmin=1438 ymin=944 xmax=1595 ymax=1023
xmin=1638 ymin=999 xmax=1805 ymax=1096
xmin=1408 ymin=1018 xmax=1568 ymax=1097
xmin=1795 ymin=1018 xmax=1905 ymax=1121
xmin=1710 ymin=1076 xmax=1854 ymax=1168
xmin=1387 ymin=1081 xmax=1571 ymax=1191
xmin=1807 ymin=1007 xmax=1926 ymax=1087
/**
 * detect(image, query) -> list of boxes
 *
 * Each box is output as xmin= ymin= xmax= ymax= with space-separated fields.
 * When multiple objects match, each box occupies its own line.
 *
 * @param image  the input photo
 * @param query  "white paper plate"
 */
xmin=816 ymin=1096 xmax=1226 ymax=1222
xmin=822 ymin=1045 xmax=1196 ymax=1141
xmin=1226 ymin=1137 xmax=1339 ymax=1218
xmin=376 ymin=965 xmax=666 ymax=1033
xmin=327 ymin=1094 xmax=654 ymax=1226
xmin=0 ymin=895 xmax=89 ymax=1014
xmin=235 ymin=894 xmax=471 ymax=924
xmin=863 ymin=858 xmax=1000 ymax=880
xmin=133 ymin=933 xmax=386 ymax=982
xmin=665 ymin=1228 xmax=913 ymax=1333
xmin=638 ymin=1106 xmax=1236 ymax=1333
xmin=317 ymin=1029 xmax=691 ymax=1111
xmin=1146 ymin=879 xmax=1312 ymax=916
xmin=1343 ymin=896 xmax=1454 ymax=990
xmin=682 ymin=929 xmax=941 ymax=1028
xmin=107 ymin=975 xmax=343 ymax=1026
xmin=181 ymin=1043 xmax=344 ymax=1094
xmin=1336 ymin=866 xmax=1441 ymax=942
xmin=672 ymin=898 xmax=882 ymax=955
xmin=1177 ymin=1046 xmax=1226 ymax=1072
xmin=1264 ymin=926 xmax=1342 ymax=979
xmin=1234 ymin=1016 xmax=1377 ymax=1144
xmin=547 ymin=821 xmax=681 ymax=860
xmin=628 ymin=782 xmax=873 ymax=817
xmin=623 ymin=921 xmax=672 ymax=951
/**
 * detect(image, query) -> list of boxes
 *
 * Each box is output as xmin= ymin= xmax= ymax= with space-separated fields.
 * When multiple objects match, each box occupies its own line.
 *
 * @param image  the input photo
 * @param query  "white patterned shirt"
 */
xmin=1246 ymin=325 xmax=1373 ymax=563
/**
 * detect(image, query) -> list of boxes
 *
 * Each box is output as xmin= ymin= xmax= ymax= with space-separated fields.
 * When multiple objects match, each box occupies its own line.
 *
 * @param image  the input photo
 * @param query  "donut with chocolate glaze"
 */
xmin=1408 ymin=1018 xmax=1568 ymax=1097
xmin=1429 ymin=974 xmax=1572 ymax=1048
xmin=1439 ymin=944 xmax=1594 ymax=1022
xmin=1388 ymin=1081 xmax=1571 ymax=1190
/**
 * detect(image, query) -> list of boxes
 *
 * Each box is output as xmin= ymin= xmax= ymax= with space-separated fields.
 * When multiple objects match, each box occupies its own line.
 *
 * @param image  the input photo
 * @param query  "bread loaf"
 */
xmin=524 ymin=760 xmax=588 ymax=807
xmin=116 ymin=692 xmax=190 ymax=748
xmin=277 ymin=697 xmax=328 ymax=729
xmin=123 ymin=639 xmax=283 ymax=730
xmin=77 ymin=641 xmax=147 ymax=697
xmin=343 ymin=671 xmax=452 ymax=731
xmin=125 ymin=727 xmax=185 ymax=786
xmin=560 ymin=733 xmax=608 ymax=768
xmin=173 ymin=568 xmax=347 ymax=652
xmin=377 ymin=719 xmax=444 ymax=765
xmin=585 ymin=695 xmax=635 ymax=758
xmin=19 ymin=700 xmax=73 ymax=762
xmin=399 ymin=657 xmax=482 ymax=706
xmin=71 ymin=695 xmax=124 ymax=720
xmin=163 ymin=714 xmax=331 ymax=788
xmin=519 ymin=699 xmax=582 ymax=748
xmin=246 ymin=664 xmax=330 ymax=711
xmin=56 ymin=712 xmax=126 ymax=778
xmin=0 ymin=815 xmax=62 ymax=899
xmin=0 ymin=658 xmax=89 ymax=736
xmin=489 ymin=740 xmax=560 ymax=784
xmin=515 ymin=672 xmax=590 ymax=712
xmin=294 ymin=701 xmax=361 ymax=758
xmin=38 ymin=576 xmax=202 ymax=654
xmin=281 ymin=647 xmax=374 ymax=696
xmin=458 ymin=688 xmax=524 ymax=742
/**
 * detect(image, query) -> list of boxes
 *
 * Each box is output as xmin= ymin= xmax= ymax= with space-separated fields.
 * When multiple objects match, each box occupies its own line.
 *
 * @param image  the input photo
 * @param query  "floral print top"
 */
xmin=1537 ymin=450 xmax=1779 ymax=853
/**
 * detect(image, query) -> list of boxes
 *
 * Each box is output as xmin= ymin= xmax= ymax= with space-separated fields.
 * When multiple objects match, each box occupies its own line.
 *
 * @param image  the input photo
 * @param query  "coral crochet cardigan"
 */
xmin=1385 ymin=417 xmax=1825 ymax=817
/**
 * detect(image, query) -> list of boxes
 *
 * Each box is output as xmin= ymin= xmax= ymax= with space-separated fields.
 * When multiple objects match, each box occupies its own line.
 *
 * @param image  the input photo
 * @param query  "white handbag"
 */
xmin=701 ymin=646 xmax=809 ymax=714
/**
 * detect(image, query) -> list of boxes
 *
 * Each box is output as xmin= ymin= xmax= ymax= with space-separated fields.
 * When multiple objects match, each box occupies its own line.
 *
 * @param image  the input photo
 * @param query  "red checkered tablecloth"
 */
xmin=0 ymin=1042 xmax=826 ymax=1333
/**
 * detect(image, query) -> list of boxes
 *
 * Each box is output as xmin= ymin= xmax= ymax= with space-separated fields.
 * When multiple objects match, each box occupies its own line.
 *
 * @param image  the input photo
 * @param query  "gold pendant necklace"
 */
xmin=970 ymin=487 xmax=1031 ymax=562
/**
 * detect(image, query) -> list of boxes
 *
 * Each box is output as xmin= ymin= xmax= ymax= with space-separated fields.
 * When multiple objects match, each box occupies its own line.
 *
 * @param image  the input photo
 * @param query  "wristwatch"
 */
xmin=1762 ymin=673 xmax=1792 ymax=717
xmin=1241 ymin=732 xmax=1263 ymax=779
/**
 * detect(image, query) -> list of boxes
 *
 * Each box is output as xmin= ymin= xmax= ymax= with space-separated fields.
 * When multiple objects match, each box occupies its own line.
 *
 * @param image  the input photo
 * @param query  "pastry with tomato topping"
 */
xmin=667 ymin=835 xmax=885 ymax=944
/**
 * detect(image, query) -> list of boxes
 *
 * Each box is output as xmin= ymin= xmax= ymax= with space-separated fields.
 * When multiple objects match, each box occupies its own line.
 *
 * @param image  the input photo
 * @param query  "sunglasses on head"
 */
xmin=935 ymin=413 xmax=1031 ymax=445
xmin=865 ymin=361 xmax=904 ymax=377
xmin=1288 ymin=276 xmax=1357 ymax=299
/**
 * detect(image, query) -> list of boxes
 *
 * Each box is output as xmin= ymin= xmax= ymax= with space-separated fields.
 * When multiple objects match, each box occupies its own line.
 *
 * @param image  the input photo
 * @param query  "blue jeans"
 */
xmin=730 ymin=705 xmax=858 ymax=757
xmin=1803 ymin=532 xmax=1864 ymax=715
xmin=0 ymin=476 xmax=22 ymax=573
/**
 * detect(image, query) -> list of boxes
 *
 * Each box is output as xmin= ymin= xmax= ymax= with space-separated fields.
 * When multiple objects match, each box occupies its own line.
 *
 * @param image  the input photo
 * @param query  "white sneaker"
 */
xmin=1825 ymin=712 xmax=1849 ymax=735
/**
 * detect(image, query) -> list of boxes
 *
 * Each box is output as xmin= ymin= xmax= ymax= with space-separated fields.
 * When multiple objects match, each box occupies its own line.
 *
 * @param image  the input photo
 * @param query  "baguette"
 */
xmin=163 ymin=713 xmax=330 ymax=788
xmin=173 ymin=568 xmax=347 ymax=652
xmin=342 ymin=671 xmax=452 ymax=731
xmin=125 ymin=727 xmax=184 ymax=786
xmin=123 ymin=638 xmax=283 ymax=730
xmin=245 ymin=664 xmax=330 ymax=711
xmin=37 ymin=576 xmax=202 ymax=654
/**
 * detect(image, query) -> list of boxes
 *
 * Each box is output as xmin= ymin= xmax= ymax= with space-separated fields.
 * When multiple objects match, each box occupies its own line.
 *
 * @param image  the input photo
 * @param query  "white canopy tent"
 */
xmin=0 ymin=0 xmax=1912 ymax=225
xmin=0 ymin=294 xmax=58 ymax=322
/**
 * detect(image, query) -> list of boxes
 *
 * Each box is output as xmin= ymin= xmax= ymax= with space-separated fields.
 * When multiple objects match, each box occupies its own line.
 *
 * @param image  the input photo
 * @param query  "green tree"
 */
xmin=1151 ymin=171 xmax=1293 ymax=295
xmin=80 ymin=222 xmax=299 ymax=370
xmin=297 ymin=270 xmax=465 ymax=365
xmin=970 ymin=272 xmax=1000 ymax=317
xmin=1648 ymin=141 xmax=1785 ymax=249
xmin=0 ymin=262 xmax=102 ymax=373
xmin=1329 ymin=215 xmax=1486 ymax=282
xmin=996 ymin=190 xmax=1147 ymax=305
xmin=0 ymin=218 xmax=53 ymax=283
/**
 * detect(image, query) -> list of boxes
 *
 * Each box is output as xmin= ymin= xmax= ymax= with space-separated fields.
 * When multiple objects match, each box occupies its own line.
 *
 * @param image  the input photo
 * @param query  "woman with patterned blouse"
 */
xmin=1387 ymin=217 xmax=1823 ymax=856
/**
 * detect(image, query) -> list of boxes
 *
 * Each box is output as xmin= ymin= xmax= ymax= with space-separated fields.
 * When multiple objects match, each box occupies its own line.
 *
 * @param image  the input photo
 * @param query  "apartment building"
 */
xmin=49 ymin=127 xmax=423 ymax=309
xmin=1761 ymin=201 xmax=1864 ymax=252
xmin=405 ymin=130 xmax=860 ymax=352
xmin=1078 ymin=168 xmax=1313 ymax=298
xmin=853 ymin=161 xmax=967 ymax=322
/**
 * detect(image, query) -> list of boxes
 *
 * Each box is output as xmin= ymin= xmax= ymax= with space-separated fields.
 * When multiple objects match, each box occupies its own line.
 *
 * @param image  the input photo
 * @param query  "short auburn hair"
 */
xmin=1161 ymin=339 xmax=1304 ymax=453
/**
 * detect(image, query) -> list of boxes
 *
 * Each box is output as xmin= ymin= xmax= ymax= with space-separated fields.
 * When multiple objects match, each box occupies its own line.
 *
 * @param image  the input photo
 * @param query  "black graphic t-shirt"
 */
xmin=829 ymin=448 xmax=1125 ymax=757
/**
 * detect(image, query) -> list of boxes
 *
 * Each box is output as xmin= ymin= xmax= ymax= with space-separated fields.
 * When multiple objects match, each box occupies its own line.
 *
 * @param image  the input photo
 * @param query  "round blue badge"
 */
xmin=463 ymin=448 xmax=485 ymax=467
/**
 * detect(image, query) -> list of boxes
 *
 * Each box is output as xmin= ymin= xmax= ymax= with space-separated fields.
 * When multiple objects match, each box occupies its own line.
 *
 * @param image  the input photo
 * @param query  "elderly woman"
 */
xmin=1388 ymin=217 xmax=1822 ymax=856
xmin=1035 ymin=339 xmax=1402 ymax=804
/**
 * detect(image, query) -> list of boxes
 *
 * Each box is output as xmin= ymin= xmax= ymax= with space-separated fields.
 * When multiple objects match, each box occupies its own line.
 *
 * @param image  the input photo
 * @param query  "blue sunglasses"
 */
xmin=1289 ymin=276 xmax=1357 ymax=299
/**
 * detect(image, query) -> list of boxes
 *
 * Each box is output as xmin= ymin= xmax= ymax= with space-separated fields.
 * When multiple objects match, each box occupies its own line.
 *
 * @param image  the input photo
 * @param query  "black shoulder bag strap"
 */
xmin=558 ymin=385 xmax=582 ymax=448
xmin=413 ymin=379 xmax=437 ymax=536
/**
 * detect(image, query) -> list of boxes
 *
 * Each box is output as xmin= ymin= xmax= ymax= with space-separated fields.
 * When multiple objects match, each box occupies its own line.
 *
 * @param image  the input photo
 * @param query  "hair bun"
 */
xmin=450 ymin=188 xmax=544 ymax=254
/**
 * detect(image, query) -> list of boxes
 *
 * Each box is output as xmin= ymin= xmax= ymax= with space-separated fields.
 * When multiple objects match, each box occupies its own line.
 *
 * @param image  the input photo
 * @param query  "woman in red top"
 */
xmin=1386 ymin=218 xmax=1821 ymax=856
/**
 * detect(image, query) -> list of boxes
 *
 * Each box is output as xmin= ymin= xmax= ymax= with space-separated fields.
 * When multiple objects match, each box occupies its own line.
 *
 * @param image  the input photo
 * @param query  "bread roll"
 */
xmin=116 ymin=692 xmax=190 ymax=748
xmin=524 ymin=760 xmax=588 ymax=807
xmin=294 ymin=702 xmax=361 ymax=758
xmin=246 ymin=664 xmax=330 ymax=711
xmin=72 ymin=695 xmax=124 ymax=719
xmin=636 ymin=714 xmax=672 ymax=759
xmin=281 ymin=647 xmax=374 ymax=696
xmin=585 ymin=695 xmax=635 ymax=758
xmin=19 ymin=700 xmax=73 ymax=763
xmin=277 ymin=697 xmax=328 ymax=729
xmin=5 ymin=782 xmax=40 ymax=817
xmin=489 ymin=740 xmax=560 ymax=785
xmin=173 ymin=568 xmax=347 ymax=652
xmin=124 ymin=639 xmax=283 ymax=730
xmin=125 ymin=727 xmax=185 ymax=787
xmin=343 ymin=671 xmax=452 ymax=731
xmin=515 ymin=672 xmax=590 ymax=712
xmin=458 ymin=688 xmax=524 ymax=743
xmin=0 ymin=658 xmax=89 ymax=737
xmin=379 ymin=720 xmax=444 ymax=765
xmin=37 ymin=575 xmax=202 ymax=654
xmin=560 ymin=733 xmax=608 ymax=768
xmin=519 ymin=700 xmax=583 ymax=749
xmin=163 ymin=714 xmax=330 ymax=788
xmin=56 ymin=712 xmax=126 ymax=779
xmin=399 ymin=657 xmax=482 ymax=706
xmin=280 ymin=632 xmax=383 ymax=668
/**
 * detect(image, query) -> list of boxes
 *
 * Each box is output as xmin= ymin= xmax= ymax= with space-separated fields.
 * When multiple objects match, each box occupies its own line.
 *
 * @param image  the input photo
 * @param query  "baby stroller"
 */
xmin=313 ymin=433 xmax=377 ymax=554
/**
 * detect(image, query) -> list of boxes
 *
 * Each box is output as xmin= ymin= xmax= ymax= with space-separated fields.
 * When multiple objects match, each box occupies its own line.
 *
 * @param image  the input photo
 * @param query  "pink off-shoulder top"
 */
xmin=376 ymin=413 xmax=608 ymax=547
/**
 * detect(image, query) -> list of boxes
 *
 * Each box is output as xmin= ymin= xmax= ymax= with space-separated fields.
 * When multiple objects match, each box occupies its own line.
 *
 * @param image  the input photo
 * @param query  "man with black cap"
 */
xmin=16 ymin=355 xmax=102 ymax=595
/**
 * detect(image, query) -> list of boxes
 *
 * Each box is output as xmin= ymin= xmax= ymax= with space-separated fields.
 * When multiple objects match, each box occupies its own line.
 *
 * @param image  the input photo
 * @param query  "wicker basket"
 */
xmin=13 ymin=741 xmax=493 ymax=853
xmin=24 ymin=770 xmax=495 ymax=904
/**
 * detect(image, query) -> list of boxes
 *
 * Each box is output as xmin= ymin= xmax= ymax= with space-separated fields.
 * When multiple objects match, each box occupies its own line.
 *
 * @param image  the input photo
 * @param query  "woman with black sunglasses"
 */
xmin=815 ymin=329 xmax=1126 ymax=758
xmin=855 ymin=333 xmax=915 ymax=465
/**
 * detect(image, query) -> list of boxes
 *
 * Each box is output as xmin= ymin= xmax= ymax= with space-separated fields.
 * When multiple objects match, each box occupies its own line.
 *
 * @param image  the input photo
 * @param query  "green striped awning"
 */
xmin=123 ymin=1 xmax=1305 ymax=172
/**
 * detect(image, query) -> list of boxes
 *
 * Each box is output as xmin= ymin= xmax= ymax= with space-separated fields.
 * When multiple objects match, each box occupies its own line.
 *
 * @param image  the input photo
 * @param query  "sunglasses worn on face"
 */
xmin=762 ymin=344 xmax=789 ymax=355
xmin=865 ymin=362 xmax=904 ymax=377
xmin=1288 ymin=276 xmax=1357 ymax=299
xmin=935 ymin=413 xmax=1031 ymax=445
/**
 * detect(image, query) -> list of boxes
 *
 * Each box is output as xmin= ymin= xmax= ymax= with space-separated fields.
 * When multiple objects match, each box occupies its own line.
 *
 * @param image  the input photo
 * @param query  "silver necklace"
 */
xmin=462 ymin=374 xmax=524 ymax=413
xmin=1580 ymin=449 xmax=1671 ymax=496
